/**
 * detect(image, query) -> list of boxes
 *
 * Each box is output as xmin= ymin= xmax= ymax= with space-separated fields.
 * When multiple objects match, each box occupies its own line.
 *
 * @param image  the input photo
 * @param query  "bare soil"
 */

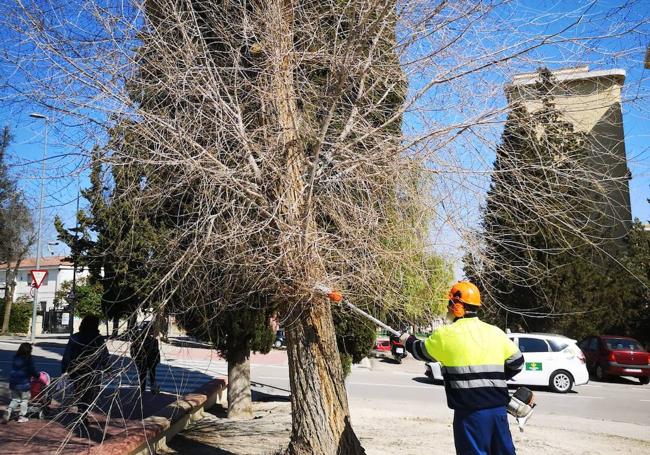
xmin=164 ymin=398 xmax=650 ymax=455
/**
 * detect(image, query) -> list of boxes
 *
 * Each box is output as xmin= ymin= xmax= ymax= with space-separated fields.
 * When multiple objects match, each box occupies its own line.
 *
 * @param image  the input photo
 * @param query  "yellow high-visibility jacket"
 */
xmin=408 ymin=316 xmax=524 ymax=411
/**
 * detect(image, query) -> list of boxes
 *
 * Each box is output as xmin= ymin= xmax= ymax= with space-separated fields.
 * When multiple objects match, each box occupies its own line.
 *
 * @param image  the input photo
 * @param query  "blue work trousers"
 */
xmin=453 ymin=406 xmax=516 ymax=455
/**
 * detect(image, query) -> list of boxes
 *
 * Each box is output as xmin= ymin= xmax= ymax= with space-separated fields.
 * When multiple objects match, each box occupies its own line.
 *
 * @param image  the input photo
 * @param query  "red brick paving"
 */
xmin=0 ymin=388 xmax=178 ymax=454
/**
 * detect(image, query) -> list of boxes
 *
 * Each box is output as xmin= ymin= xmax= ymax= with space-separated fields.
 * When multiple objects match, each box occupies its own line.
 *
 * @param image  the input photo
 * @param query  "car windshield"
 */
xmin=604 ymin=338 xmax=643 ymax=351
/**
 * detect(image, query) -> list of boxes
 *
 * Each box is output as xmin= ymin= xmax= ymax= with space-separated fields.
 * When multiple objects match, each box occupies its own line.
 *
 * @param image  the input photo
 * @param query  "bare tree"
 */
xmin=0 ymin=126 xmax=35 ymax=334
xmin=1 ymin=0 xmax=649 ymax=453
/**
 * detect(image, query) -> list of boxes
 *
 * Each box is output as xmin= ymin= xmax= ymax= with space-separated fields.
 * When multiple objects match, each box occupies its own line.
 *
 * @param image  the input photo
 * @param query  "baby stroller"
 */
xmin=26 ymin=371 xmax=52 ymax=420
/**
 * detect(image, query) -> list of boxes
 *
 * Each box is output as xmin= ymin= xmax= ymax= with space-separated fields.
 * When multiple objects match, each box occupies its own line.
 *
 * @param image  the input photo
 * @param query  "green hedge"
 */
xmin=0 ymin=297 xmax=32 ymax=333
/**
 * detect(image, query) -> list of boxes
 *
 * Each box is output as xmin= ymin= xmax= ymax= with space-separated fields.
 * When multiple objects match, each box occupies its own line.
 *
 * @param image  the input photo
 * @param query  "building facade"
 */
xmin=506 ymin=66 xmax=632 ymax=240
xmin=0 ymin=256 xmax=89 ymax=312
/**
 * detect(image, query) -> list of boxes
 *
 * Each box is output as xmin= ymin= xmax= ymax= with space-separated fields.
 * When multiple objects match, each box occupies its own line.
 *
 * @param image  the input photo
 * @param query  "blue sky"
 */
xmin=1 ymin=0 xmax=649 ymax=266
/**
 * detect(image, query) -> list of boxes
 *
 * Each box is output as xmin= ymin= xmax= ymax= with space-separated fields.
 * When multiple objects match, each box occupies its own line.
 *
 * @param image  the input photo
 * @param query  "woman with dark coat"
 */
xmin=2 ymin=343 xmax=38 ymax=423
xmin=61 ymin=315 xmax=109 ymax=413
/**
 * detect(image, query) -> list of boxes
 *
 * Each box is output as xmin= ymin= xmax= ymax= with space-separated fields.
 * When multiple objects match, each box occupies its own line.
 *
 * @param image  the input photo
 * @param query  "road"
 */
xmin=247 ymin=355 xmax=650 ymax=427
xmin=2 ymin=338 xmax=649 ymax=427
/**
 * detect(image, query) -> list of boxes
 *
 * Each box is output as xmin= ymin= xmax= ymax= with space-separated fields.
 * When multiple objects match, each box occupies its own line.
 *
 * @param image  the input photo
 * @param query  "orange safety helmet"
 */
xmin=448 ymin=281 xmax=481 ymax=318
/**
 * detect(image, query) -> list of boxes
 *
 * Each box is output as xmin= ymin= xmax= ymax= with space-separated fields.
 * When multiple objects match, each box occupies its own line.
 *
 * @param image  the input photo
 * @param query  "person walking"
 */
xmin=130 ymin=322 xmax=160 ymax=394
xmin=2 ymin=343 xmax=38 ymax=423
xmin=62 ymin=315 xmax=109 ymax=414
xmin=401 ymin=281 xmax=524 ymax=455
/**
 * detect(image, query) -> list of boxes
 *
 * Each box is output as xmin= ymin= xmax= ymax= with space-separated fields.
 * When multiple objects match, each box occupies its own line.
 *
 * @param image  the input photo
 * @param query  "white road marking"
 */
xmin=640 ymin=400 xmax=650 ymax=402
xmin=256 ymin=377 xmax=434 ymax=390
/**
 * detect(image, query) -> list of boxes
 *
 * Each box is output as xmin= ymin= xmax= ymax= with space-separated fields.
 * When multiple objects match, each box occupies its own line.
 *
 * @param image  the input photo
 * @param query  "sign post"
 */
xmin=29 ymin=269 xmax=48 ymax=342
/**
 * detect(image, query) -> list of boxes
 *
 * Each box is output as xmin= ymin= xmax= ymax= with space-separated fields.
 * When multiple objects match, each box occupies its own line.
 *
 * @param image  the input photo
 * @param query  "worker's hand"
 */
xmin=400 ymin=332 xmax=411 ymax=344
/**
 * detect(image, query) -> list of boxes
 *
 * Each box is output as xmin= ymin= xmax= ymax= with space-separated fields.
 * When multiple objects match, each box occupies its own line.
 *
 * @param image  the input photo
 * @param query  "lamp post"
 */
xmin=29 ymin=112 xmax=48 ymax=344
xmin=69 ymin=180 xmax=81 ymax=335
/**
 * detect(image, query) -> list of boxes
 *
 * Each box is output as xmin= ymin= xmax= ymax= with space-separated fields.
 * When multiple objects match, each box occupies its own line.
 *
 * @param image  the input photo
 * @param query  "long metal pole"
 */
xmin=315 ymin=284 xmax=402 ymax=336
xmin=343 ymin=300 xmax=401 ymax=337
xmin=30 ymin=120 xmax=47 ymax=344
xmin=69 ymin=179 xmax=80 ymax=335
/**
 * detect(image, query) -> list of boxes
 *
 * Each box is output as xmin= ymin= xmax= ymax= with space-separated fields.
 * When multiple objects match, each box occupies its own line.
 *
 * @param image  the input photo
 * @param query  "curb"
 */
xmin=0 ymin=338 xmax=68 ymax=348
xmin=163 ymin=337 xmax=214 ymax=350
xmin=352 ymin=357 xmax=373 ymax=370
xmin=84 ymin=378 xmax=227 ymax=455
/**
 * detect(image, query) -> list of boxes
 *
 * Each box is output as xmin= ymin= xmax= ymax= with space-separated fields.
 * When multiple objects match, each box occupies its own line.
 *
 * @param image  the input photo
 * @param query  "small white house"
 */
xmin=0 ymin=256 xmax=89 ymax=312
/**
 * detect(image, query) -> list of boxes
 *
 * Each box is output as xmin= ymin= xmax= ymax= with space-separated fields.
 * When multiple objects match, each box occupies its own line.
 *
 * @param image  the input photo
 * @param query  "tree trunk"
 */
xmin=284 ymin=300 xmax=365 ymax=455
xmin=227 ymin=346 xmax=253 ymax=419
xmin=263 ymin=1 xmax=364 ymax=452
xmin=1 ymin=268 xmax=17 ymax=334
xmin=1 ymin=290 xmax=13 ymax=334
xmin=112 ymin=315 xmax=120 ymax=337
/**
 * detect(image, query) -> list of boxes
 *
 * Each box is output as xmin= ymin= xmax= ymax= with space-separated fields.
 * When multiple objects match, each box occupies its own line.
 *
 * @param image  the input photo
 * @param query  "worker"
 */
xmin=401 ymin=281 xmax=524 ymax=455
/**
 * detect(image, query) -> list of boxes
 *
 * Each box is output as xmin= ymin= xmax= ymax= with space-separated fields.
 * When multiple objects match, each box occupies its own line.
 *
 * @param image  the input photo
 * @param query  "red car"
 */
xmin=578 ymin=335 xmax=649 ymax=385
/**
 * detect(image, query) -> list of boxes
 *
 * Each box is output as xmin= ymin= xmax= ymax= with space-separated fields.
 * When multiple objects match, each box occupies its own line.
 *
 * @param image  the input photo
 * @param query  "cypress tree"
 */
xmin=467 ymin=69 xmax=623 ymax=337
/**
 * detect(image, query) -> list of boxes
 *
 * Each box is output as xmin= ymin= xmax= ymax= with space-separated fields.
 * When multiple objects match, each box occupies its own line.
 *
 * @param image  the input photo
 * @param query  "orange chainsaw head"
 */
xmin=327 ymin=290 xmax=343 ymax=302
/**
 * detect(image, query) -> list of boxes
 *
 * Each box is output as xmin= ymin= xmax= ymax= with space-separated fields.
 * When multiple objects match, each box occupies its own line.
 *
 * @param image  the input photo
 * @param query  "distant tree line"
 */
xmin=0 ymin=126 xmax=34 ymax=334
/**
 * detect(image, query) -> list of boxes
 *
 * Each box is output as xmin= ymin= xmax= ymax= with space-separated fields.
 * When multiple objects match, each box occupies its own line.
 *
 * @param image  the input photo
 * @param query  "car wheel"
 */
xmin=549 ymin=370 xmax=573 ymax=393
xmin=273 ymin=340 xmax=282 ymax=348
xmin=639 ymin=377 xmax=650 ymax=385
xmin=595 ymin=364 xmax=607 ymax=382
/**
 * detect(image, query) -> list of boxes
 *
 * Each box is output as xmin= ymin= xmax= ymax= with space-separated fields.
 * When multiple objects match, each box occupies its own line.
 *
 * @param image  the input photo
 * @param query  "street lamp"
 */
xmin=29 ymin=112 xmax=48 ymax=344
xmin=69 ymin=203 xmax=81 ymax=336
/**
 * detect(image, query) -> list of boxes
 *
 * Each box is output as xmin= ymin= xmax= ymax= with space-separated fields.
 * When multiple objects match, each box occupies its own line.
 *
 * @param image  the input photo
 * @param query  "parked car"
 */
xmin=374 ymin=338 xmax=391 ymax=355
xmin=578 ymin=335 xmax=649 ymax=385
xmin=425 ymin=333 xmax=589 ymax=393
xmin=274 ymin=329 xmax=286 ymax=348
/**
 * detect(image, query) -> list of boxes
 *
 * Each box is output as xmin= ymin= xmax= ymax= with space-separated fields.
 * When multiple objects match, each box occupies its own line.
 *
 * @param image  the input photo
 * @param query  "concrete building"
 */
xmin=0 ymin=255 xmax=89 ymax=312
xmin=506 ymin=66 xmax=632 ymax=239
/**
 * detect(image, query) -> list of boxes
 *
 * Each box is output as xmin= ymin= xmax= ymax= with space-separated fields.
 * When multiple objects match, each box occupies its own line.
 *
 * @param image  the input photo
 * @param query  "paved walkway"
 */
xmin=0 ymin=335 xmax=286 ymax=454
xmin=0 ymin=387 xmax=178 ymax=454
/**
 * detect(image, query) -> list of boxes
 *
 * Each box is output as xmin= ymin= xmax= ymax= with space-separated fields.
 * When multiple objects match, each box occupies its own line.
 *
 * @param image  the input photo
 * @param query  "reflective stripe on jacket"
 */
xmin=415 ymin=317 xmax=523 ymax=411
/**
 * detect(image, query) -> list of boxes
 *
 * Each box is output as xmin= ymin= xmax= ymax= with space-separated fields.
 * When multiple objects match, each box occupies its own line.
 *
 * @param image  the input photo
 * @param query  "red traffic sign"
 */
xmin=30 ymin=270 xmax=48 ymax=289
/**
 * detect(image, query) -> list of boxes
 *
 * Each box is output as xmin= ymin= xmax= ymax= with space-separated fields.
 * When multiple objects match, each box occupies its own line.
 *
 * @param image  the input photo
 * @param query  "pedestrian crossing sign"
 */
xmin=525 ymin=362 xmax=542 ymax=371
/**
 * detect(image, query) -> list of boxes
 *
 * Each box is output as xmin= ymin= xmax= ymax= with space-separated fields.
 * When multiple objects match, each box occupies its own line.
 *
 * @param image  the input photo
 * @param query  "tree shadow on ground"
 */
xmin=412 ymin=376 xmax=442 ymax=386
xmin=251 ymin=388 xmax=290 ymax=403
xmin=588 ymin=375 xmax=644 ymax=386
xmin=166 ymin=433 xmax=238 ymax=454
xmin=1 ymin=342 xmax=222 ymax=451
xmin=378 ymin=357 xmax=401 ymax=365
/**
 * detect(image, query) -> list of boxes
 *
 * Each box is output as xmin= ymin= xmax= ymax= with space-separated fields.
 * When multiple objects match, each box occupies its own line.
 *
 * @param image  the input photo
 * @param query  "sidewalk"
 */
xmin=0 ymin=387 xmax=174 ymax=454
xmin=0 ymin=379 xmax=226 ymax=454
xmin=0 ymin=335 xmax=289 ymax=366
xmin=164 ymin=396 xmax=650 ymax=455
